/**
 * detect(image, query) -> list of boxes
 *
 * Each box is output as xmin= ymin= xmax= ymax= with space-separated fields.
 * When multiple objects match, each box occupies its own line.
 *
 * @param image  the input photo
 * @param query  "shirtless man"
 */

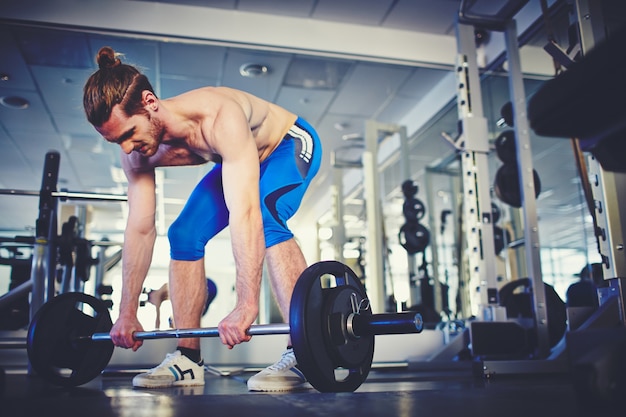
xmin=83 ymin=46 xmax=321 ymax=391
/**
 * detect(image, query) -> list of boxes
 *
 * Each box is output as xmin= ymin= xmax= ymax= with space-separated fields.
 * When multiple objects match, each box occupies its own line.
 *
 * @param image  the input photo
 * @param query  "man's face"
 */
xmin=96 ymin=105 xmax=163 ymax=157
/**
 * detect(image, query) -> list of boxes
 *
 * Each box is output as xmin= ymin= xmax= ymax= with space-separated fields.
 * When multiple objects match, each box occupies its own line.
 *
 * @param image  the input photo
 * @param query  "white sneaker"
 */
xmin=132 ymin=350 xmax=205 ymax=388
xmin=247 ymin=348 xmax=310 ymax=392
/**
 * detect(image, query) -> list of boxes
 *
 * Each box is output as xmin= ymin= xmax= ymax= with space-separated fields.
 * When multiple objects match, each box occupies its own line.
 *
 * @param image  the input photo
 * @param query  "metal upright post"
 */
xmin=424 ymin=170 xmax=442 ymax=314
xmin=30 ymin=151 xmax=60 ymax=320
xmin=504 ymin=19 xmax=549 ymax=356
xmin=363 ymin=121 xmax=386 ymax=313
xmin=455 ymin=21 xmax=501 ymax=322
xmin=73 ymin=205 xmax=88 ymax=293
xmin=398 ymin=126 xmax=420 ymax=307
xmin=332 ymin=167 xmax=346 ymax=264
xmin=363 ymin=121 xmax=405 ymax=313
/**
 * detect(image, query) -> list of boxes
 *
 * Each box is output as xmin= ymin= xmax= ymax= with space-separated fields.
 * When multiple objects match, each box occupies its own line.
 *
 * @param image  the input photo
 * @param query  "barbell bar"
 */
xmin=27 ymin=261 xmax=424 ymax=392
xmin=87 ymin=312 xmax=422 ymax=343
xmin=0 ymin=188 xmax=127 ymax=202
xmin=89 ymin=323 xmax=291 ymax=342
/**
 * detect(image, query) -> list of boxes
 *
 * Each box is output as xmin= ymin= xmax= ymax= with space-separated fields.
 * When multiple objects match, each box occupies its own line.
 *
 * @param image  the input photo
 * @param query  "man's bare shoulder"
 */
xmin=175 ymin=86 xmax=251 ymax=101
xmin=171 ymin=87 xmax=259 ymax=121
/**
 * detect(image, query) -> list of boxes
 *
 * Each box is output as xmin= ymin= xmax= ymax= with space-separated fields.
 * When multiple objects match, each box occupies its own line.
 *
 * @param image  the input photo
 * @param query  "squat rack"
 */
xmin=454 ymin=0 xmax=555 ymax=367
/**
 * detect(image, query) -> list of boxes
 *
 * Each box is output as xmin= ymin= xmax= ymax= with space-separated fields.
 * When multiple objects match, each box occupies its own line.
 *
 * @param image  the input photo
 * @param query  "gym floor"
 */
xmin=2 ymin=363 xmax=622 ymax=417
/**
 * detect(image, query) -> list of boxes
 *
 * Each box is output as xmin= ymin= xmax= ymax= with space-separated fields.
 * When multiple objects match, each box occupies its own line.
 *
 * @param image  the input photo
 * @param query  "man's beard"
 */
xmin=146 ymin=116 xmax=165 ymax=155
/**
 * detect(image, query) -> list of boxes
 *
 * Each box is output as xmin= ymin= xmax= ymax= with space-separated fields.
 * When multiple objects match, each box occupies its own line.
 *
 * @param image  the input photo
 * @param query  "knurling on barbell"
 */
xmin=27 ymin=261 xmax=423 ymax=392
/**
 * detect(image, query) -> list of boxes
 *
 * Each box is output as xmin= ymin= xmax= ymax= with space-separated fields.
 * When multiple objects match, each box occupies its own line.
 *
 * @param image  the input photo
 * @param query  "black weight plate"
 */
xmin=402 ymin=198 xmax=426 ymax=221
xmin=500 ymin=101 xmax=514 ymax=127
xmin=401 ymin=179 xmax=418 ymax=198
xmin=27 ymin=292 xmax=114 ymax=386
xmin=495 ymin=130 xmax=517 ymax=164
xmin=494 ymin=164 xmax=542 ymax=208
xmin=290 ymin=261 xmax=374 ymax=392
xmin=398 ymin=222 xmax=430 ymax=254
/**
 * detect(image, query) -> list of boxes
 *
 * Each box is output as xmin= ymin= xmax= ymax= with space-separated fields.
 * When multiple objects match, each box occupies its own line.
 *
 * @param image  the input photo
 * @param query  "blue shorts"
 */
xmin=168 ymin=117 xmax=322 ymax=261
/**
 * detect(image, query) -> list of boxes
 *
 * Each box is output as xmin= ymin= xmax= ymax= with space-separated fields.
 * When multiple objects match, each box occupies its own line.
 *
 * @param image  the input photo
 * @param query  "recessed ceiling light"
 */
xmin=0 ymin=96 xmax=30 ymax=110
xmin=342 ymin=133 xmax=363 ymax=141
xmin=334 ymin=122 xmax=349 ymax=131
xmin=239 ymin=63 xmax=269 ymax=78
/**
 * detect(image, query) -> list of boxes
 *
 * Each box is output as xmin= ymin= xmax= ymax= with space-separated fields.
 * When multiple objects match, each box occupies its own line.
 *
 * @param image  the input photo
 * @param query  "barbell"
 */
xmin=27 ymin=261 xmax=423 ymax=392
xmin=0 ymin=188 xmax=128 ymax=202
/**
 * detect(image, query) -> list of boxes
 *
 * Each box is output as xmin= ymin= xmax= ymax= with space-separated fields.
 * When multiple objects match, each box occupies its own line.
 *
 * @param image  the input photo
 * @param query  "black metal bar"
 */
xmin=0 ymin=337 xmax=27 ymax=349
xmin=0 ymin=280 xmax=32 ymax=309
xmin=0 ymin=236 xmax=35 ymax=245
xmin=0 ymin=189 xmax=128 ymax=202
xmin=0 ymin=189 xmax=40 ymax=197
xmin=350 ymin=312 xmax=423 ymax=337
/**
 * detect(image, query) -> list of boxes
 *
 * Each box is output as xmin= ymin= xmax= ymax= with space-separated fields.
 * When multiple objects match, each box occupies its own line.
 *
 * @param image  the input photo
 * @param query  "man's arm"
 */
xmin=212 ymin=100 xmax=266 ymax=348
xmin=109 ymin=155 xmax=158 ymax=350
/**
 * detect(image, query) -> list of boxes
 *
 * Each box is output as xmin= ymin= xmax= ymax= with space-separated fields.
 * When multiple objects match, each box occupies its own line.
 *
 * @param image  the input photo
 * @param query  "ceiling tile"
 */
xmin=397 ymin=67 xmax=449 ymax=99
xmin=275 ymin=86 xmax=336 ymax=125
xmin=284 ymin=56 xmax=352 ymax=90
xmin=0 ymin=27 xmax=37 ymax=91
xmin=30 ymin=66 xmax=93 ymax=116
xmin=376 ymin=95 xmax=420 ymax=124
xmin=160 ymin=77 xmax=219 ymax=99
xmin=384 ymin=0 xmax=461 ymax=34
xmin=329 ymin=63 xmax=413 ymax=117
xmin=13 ymin=26 xmax=91 ymax=68
xmin=313 ymin=0 xmax=396 ymax=26
xmin=0 ymin=135 xmax=34 ymax=189
xmin=51 ymin=114 xmax=96 ymax=137
xmin=160 ymin=42 xmax=226 ymax=79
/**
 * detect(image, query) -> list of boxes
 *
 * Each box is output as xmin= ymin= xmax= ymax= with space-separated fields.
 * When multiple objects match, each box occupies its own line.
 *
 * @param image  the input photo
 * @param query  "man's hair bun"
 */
xmin=96 ymin=46 xmax=122 ymax=70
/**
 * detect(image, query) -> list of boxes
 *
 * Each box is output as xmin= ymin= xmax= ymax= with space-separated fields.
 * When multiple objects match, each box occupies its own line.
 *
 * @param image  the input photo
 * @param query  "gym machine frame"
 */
xmin=569 ymin=0 xmax=626 ymax=322
xmin=455 ymin=0 xmax=562 ymax=375
xmin=330 ymin=121 xmax=411 ymax=313
xmin=363 ymin=121 xmax=410 ymax=313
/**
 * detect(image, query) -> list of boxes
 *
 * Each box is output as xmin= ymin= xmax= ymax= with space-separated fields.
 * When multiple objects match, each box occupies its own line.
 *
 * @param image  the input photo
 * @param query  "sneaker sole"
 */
xmin=247 ymin=382 xmax=311 ymax=392
xmin=133 ymin=379 xmax=205 ymax=389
